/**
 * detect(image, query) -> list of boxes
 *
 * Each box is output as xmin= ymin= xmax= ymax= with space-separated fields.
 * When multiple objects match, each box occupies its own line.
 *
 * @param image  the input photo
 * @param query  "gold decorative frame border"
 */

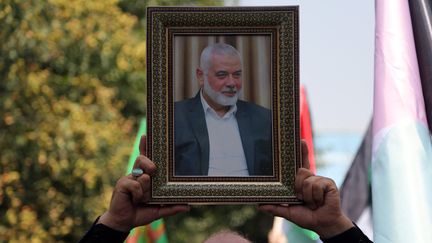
xmin=147 ymin=6 xmax=300 ymax=204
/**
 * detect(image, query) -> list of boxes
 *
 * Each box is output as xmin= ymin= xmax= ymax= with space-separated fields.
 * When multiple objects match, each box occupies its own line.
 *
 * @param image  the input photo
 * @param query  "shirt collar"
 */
xmin=200 ymin=89 xmax=237 ymax=119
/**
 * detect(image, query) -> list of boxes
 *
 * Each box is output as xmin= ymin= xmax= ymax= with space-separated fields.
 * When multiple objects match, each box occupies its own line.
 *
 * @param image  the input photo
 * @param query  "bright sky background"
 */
xmin=227 ymin=0 xmax=375 ymax=134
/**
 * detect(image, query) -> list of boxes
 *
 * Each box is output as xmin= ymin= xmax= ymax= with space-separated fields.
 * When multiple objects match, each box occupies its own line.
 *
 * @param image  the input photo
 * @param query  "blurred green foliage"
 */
xmin=118 ymin=0 xmax=226 ymax=20
xmin=0 ymin=0 xmax=144 ymax=241
xmin=0 ymin=0 xmax=272 ymax=242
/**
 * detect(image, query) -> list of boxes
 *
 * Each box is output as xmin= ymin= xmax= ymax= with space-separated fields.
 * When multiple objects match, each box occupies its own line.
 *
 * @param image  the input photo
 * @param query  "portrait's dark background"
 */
xmin=0 ymin=0 xmax=273 ymax=242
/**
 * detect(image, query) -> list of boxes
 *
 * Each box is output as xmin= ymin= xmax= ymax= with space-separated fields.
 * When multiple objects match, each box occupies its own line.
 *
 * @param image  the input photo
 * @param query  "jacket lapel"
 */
xmin=186 ymin=94 xmax=210 ymax=175
xmin=236 ymin=102 xmax=255 ymax=175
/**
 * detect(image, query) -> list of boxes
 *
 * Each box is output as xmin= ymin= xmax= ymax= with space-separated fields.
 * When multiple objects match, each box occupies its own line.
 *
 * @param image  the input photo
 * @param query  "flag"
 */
xmin=339 ymin=123 xmax=373 ymax=239
xmin=125 ymin=119 xmax=169 ymax=243
xmin=340 ymin=123 xmax=372 ymax=222
xmin=268 ymin=84 xmax=318 ymax=243
xmin=371 ymin=1 xmax=432 ymax=242
xmin=409 ymin=0 xmax=432 ymax=133
xmin=300 ymin=85 xmax=316 ymax=173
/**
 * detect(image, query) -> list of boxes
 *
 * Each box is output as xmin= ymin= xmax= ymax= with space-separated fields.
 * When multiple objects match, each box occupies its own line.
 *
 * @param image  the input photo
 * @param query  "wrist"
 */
xmin=98 ymin=212 xmax=132 ymax=233
xmin=316 ymin=215 xmax=354 ymax=239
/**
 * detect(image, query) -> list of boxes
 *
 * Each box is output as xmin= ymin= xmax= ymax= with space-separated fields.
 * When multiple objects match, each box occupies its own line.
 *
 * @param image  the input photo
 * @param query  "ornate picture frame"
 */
xmin=147 ymin=6 xmax=300 ymax=204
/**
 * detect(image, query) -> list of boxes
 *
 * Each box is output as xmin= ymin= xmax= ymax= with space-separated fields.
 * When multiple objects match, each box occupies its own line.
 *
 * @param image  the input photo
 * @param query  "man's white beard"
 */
xmin=203 ymin=76 xmax=240 ymax=106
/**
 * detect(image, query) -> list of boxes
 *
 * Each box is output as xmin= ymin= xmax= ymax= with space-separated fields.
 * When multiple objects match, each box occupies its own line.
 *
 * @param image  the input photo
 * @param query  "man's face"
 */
xmin=201 ymin=53 xmax=243 ymax=107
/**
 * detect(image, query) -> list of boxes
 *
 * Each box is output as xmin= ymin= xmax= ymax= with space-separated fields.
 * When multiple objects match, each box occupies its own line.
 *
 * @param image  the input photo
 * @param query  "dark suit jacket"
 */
xmin=174 ymin=93 xmax=273 ymax=176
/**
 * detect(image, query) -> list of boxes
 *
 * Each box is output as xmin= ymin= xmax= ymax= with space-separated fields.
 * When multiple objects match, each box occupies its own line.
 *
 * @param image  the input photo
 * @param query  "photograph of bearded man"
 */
xmin=174 ymin=43 xmax=273 ymax=176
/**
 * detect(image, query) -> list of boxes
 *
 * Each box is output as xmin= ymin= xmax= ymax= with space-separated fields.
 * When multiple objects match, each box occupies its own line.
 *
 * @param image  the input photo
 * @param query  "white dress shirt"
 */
xmin=200 ymin=92 xmax=249 ymax=176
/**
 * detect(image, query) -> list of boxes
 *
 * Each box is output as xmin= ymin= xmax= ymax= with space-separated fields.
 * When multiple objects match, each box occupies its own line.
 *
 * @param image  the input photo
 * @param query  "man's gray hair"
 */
xmin=200 ymin=43 xmax=242 ymax=74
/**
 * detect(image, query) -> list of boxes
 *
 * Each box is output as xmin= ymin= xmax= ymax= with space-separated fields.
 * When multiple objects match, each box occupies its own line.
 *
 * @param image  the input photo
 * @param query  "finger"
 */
xmin=139 ymin=135 xmax=147 ymax=156
xmin=136 ymin=205 xmax=190 ymax=223
xmin=301 ymin=140 xmax=310 ymax=170
xmin=116 ymin=177 xmax=145 ymax=205
xmin=311 ymin=177 xmax=327 ymax=208
xmin=136 ymin=173 xmax=152 ymax=202
xmin=294 ymin=168 xmax=314 ymax=200
xmin=302 ymin=176 xmax=318 ymax=210
xmin=317 ymin=177 xmax=338 ymax=207
xmin=133 ymin=155 xmax=157 ymax=175
xmin=258 ymin=204 xmax=291 ymax=220
xmin=157 ymin=205 xmax=190 ymax=218
xmin=258 ymin=204 xmax=308 ymax=224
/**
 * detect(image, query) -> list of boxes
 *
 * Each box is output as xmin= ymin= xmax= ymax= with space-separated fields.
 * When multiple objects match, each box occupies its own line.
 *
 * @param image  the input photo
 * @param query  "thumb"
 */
xmin=258 ymin=204 xmax=295 ymax=221
xmin=135 ymin=205 xmax=190 ymax=225
xmin=139 ymin=135 xmax=147 ymax=156
xmin=301 ymin=140 xmax=310 ymax=170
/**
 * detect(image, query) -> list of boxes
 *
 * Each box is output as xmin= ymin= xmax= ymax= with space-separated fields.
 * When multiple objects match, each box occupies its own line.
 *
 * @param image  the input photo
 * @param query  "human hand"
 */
xmin=259 ymin=140 xmax=353 ymax=239
xmin=98 ymin=135 xmax=190 ymax=232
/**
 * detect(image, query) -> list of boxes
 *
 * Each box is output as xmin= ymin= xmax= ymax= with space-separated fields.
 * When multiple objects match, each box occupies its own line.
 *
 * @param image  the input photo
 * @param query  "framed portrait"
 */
xmin=147 ymin=6 xmax=300 ymax=204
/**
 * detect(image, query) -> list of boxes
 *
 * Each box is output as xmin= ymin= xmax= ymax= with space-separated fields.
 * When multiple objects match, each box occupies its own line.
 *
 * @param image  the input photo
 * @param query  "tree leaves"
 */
xmin=0 ymin=0 xmax=139 ymax=241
